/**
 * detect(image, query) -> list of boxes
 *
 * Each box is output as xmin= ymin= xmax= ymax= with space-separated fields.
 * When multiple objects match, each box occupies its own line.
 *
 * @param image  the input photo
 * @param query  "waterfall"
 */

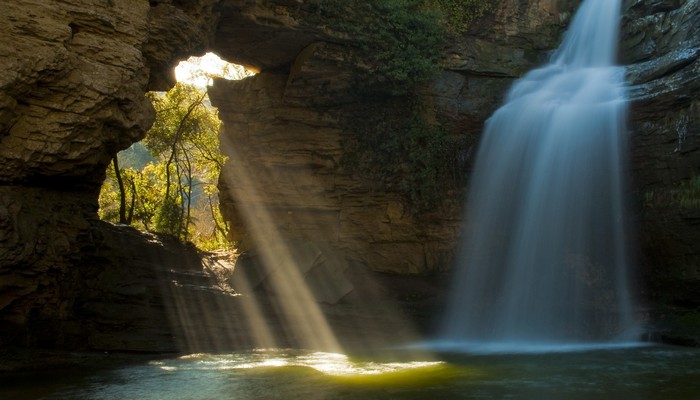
xmin=440 ymin=0 xmax=639 ymax=351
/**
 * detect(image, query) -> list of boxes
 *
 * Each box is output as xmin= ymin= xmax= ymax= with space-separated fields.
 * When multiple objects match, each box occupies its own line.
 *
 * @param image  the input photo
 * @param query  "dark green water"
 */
xmin=3 ymin=345 xmax=700 ymax=399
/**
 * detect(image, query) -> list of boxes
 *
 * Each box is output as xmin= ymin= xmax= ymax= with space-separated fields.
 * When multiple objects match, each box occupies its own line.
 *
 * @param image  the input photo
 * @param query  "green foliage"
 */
xmin=679 ymin=176 xmax=700 ymax=209
xmin=99 ymin=161 xmax=163 ymax=229
xmin=342 ymin=99 xmax=469 ymax=213
xmin=99 ymin=83 xmax=230 ymax=250
xmin=399 ymin=120 xmax=466 ymax=210
xmin=429 ymin=0 xmax=493 ymax=34
xmin=301 ymin=0 xmax=487 ymax=212
xmin=641 ymin=176 xmax=700 ymax=211
xmin=300 ymin=0 xmax=481 ymax=212
xmin=98 ymin=164 xmax=122 ymax=222
xmin=361 ymin=0 xmax=444 ymax=93
xmin=155 ymin=196 xmax=181 ymax=236
xmin=145 ymin=83 xmax=221 ymax=159
xmin=303 ymin=0 xmax=493 ymax=93
xmin=305 ymin=0 xmax=444 ymax=95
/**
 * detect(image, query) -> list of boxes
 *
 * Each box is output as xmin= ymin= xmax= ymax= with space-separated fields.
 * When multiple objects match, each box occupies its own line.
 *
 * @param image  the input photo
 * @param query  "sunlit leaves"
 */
xmin=99 ymin=83 xmax=230 ymax=250
xmin=428 ymin=0 xmax=492 ymax=34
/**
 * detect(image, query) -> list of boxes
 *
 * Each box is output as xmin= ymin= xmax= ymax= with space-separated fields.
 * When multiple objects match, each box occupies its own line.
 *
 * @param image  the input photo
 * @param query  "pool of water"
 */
xmin=3 ymin=345 xmax=700 ymax=399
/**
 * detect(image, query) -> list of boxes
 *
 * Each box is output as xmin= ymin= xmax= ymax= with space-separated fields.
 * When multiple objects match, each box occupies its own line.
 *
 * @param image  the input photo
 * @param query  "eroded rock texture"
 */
xmin=622 ymin=0 xmax=700 ymax=344
xmin=0 ymin=0 xmax=699 ymax=353
xmin=210 ymin=0 xmax=700 ymax=344
xmin=210 ymin=1 xmax=581 ymax=275
xmin=0 ymin=0 xmax=223 ymax=351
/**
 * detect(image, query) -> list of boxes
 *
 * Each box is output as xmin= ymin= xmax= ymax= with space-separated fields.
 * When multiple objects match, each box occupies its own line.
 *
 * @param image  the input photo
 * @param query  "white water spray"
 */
xmin=441 ymin=0 xmax=638 ymax=351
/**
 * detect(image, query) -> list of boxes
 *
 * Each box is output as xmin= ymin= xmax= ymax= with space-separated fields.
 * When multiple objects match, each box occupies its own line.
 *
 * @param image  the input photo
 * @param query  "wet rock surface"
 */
xmin=0 ymin=0 xmax=228 ymax=355
xmin=0 ymin=0 xmax=699 ymax=356
xmin=209 ymin=0 xmax=581 ymax=275
xmin=621 ymin=0 xmax=700 ymax=345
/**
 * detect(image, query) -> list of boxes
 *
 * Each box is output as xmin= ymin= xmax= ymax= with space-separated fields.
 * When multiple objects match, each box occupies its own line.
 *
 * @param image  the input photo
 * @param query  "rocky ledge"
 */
xmin=0 ymin=0 xmax=699 ymax=355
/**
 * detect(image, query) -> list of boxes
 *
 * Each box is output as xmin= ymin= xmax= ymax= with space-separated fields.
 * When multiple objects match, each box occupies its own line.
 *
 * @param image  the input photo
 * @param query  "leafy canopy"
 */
xmin=304 ymin=0 xmax=492 ymax=94
xmin=99 ymin=83 xmax=230 ymax=250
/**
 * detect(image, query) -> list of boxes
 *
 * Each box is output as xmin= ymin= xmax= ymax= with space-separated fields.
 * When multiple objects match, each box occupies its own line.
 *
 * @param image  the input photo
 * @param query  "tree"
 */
xmin=99 ymin=82 xmax=229 ymax=249
xmin=111 ymin=153 xmax=128 ymax=224
xmin=146 ymin=83 xmax=225 ymax=241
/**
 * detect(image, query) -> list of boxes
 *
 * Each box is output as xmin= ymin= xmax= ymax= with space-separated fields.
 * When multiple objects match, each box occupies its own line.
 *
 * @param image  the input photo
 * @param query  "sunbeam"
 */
xmin=218 ymin=136 xmax=343 ymax=352
xmin=205 ymin=70 xmax=441 ymax=360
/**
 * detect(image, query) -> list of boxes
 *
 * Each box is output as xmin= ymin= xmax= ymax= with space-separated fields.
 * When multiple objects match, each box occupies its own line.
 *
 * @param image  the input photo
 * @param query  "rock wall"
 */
xmin=210 ymin=56 xmax=464 ymax=275
xmin=209 ymin=0 xmax=700 ymax=343
xmin=0 ymin=0 xmax=224 ymax=351
xmin=210 ymin=0 xmax=581 ymax=275
xmin=1 ymin=0 xmax=699 ymax=352
xmin=621 ymin=0 xmax=700 ymax=343
xmin=0 ymin=0 xmax=218 ymax=188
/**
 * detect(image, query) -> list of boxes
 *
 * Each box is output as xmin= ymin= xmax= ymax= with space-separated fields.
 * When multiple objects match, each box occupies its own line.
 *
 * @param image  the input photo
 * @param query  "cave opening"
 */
xmin=97 ymin=53 xmax=253 ymax=251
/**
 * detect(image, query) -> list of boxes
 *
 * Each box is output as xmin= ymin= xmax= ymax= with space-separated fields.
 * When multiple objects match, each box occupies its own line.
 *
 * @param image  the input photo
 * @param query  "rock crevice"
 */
xmin=1 ymin=0 xmax=699 ymax=351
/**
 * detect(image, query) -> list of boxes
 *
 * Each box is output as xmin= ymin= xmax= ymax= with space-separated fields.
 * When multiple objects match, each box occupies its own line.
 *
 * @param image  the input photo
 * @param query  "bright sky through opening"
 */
xmin=175 ymin=52 xmax=254 ymax=87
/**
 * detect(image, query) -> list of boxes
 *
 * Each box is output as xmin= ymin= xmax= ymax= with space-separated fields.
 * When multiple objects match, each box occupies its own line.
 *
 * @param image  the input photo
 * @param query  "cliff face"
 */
xmin=0 ymin=0 xmax=223 ymax=350
xmin=0 ymin=0 xmax=218 ymax=189
xmin=0 ymin=0 xmax=699 ymax=352
xmin=621 ymin=0 xmax=700 ymax=343
xmin=209 ymin=0 xmax=581 ymax=275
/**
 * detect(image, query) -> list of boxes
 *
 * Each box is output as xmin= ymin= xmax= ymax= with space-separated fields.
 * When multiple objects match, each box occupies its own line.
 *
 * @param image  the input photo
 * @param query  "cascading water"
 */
xmin=440 ymin=0 xmax=639 ymax=351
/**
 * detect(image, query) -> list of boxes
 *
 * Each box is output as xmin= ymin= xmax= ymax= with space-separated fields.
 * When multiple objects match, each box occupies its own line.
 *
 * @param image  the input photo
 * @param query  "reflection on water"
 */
xmin=150 ymin=350 xmax=445 ymax=377
xmin=3 ymin=346 xmax=700 ymax=400
xmin=421 ymin=340 xmax=647 ymax=354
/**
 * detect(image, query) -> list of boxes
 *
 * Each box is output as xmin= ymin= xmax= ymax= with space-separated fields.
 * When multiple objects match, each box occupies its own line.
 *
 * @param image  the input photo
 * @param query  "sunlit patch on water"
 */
xmin=150 ymin=349 xmax=447 ymax=379
xmin=4 ymin=346 xmax=700 ymax=399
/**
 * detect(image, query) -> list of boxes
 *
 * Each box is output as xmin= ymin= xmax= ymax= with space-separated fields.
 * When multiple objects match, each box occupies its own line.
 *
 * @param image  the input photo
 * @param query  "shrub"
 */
xmin=341 ymin=99 xmax=469 ymax=213
xmin=679 ymin=176 xmax=700 ymax=209
xmin=304 ymin=0 xmax=444 ymax=94
xmin=429 ymin=0 xmax=493 ymax=34
xmin=301 ymin=0 xmax=486 ymax=211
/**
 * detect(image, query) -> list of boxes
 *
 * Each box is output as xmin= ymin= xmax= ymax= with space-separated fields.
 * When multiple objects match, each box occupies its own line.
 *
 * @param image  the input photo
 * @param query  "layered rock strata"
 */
xmin=0 ymin=0 xmax=222 ymax=351
xmin=622 ymin=0 xmax=700 ymax=344
xmin=0 ymin=0 xmax=698 ymax=353
xmin=209 ymin=1 xmax=580 ymax=276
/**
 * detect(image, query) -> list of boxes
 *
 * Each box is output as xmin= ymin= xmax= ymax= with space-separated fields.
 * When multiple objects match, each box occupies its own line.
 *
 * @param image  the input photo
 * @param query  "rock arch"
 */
xmin=2 ymin=0 xmax=699 ymax=351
